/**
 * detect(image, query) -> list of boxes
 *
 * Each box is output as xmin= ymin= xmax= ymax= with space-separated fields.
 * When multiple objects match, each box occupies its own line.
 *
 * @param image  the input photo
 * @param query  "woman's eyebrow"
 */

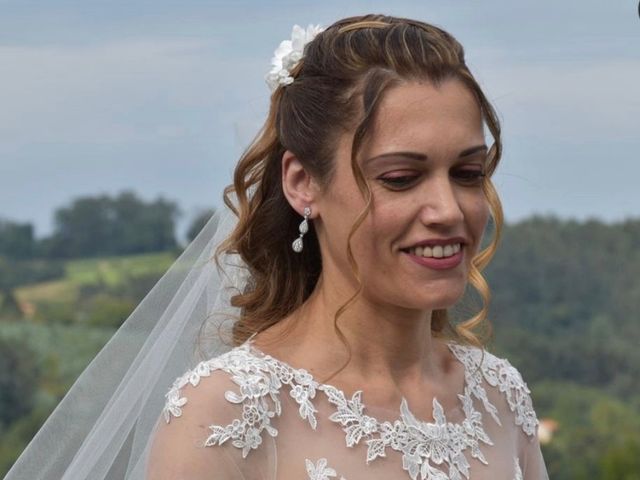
xmin=459 ymin=144 xmax=488 ymax=157
xmin=364 ymin=144 xmax=488 ymax=164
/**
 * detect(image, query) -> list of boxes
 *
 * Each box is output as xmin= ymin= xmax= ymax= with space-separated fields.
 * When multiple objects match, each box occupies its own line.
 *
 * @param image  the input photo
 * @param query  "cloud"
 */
xmin=477 ymin=56 xmax=640 ymax=141
xmin=0 ymin=38 xmax=262 ymax=145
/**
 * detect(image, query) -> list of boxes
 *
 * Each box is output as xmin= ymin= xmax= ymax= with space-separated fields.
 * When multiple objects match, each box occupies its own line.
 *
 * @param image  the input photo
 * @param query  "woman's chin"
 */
xmin=407 ymin=287 xmax=466 ymax=310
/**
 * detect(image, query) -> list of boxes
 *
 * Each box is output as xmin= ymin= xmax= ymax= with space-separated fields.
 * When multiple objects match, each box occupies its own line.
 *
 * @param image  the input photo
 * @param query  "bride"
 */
xmin=148 ymin=13 xmax=549 ymax=480
xmin=4 ymin=13 xmax=549 ymax=480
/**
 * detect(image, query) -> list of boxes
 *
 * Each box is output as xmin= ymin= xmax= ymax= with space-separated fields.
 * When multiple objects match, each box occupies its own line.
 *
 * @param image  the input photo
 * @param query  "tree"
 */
xmin=186 ymin=208 xmax=217 ymax=243
xmin=0 ymin=337 xmax=40 ymax=428
xmin=0 ymin=290 xmax=21 ymax=319
xmin=0 ymin=219 xmax=35 ymax=260
xmin=42 ymin=190 xmax=181 ymax=258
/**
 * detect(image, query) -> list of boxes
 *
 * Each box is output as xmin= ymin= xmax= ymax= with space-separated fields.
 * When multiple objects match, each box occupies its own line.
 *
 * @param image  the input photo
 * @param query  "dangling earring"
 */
xmin=292 ymin=206 xmax=311 ymax=253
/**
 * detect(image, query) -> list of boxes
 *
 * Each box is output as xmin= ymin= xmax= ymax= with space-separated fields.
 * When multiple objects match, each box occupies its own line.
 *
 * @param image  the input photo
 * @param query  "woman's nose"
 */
xmin=419 ymin=174 xmax=465 ymax=226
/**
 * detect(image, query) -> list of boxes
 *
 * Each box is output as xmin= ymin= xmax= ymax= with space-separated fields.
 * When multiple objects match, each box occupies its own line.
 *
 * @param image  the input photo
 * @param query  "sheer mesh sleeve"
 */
xmin=145 ymin=368 xmax=276 ymax=479
xmin=519 ymin=423 xmax=550 ymax=480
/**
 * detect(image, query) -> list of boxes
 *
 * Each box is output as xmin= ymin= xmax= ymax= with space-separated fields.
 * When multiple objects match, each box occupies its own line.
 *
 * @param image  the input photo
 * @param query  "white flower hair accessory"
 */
xmin=265 ymin=23 xmax=325 ymax=92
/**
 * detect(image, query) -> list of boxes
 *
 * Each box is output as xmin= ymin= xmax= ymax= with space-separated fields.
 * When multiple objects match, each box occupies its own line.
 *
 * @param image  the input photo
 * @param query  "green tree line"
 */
xmin=0 ymin=190 xmax=216 ymax=261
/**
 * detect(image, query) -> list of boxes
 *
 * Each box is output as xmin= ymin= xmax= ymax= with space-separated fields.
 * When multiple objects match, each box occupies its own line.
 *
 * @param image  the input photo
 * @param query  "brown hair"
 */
xmin=212 ymin=13 xmax=504 ymax=379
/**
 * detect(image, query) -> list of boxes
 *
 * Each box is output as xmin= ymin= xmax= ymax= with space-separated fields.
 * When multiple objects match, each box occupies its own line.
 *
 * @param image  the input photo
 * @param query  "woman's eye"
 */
xmin=379 ymin=170 xmax=486 ymax=189
xmin=378 ymin=175 xmax=419 ymax=188
xmin=455 ymin=170 xmax=486 ymax=184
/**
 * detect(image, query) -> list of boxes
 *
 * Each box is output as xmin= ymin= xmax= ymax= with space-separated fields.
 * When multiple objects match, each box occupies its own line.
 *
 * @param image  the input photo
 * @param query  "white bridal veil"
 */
xmin=4 ymin=204 xmax=246 ymax=479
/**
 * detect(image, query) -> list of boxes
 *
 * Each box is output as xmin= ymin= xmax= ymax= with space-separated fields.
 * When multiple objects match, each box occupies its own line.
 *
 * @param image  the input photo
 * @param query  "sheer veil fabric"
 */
xmin=4 ymin=205 xmax=247 ymax=479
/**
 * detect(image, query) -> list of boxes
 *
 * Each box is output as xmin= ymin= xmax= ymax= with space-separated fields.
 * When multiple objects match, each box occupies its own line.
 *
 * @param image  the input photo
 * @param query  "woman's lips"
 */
xmin=401 ymin=245 xmax=464 ymax=270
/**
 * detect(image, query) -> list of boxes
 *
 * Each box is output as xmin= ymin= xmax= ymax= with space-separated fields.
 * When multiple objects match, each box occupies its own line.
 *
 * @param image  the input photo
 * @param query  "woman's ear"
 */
xmin=281 ymin=150 xmax=319 ymax=216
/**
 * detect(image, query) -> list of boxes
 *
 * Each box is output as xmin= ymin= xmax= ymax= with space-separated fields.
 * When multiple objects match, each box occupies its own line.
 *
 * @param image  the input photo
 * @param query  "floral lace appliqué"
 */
xmin=322 ymin=381 xmax=492 ymax=480
xmin=514 ymin=455 xmax=523 ymax=480
xmin=163 ymin=344 xmax=320 ymax=458
xmin=162 ymin=341 xmax=539 ymax=479
xmin=303 ymin=454 xmax=524 ymax=480
xmin=305 ymin=457 xmax=347 ymax=480
xmin=448 ymin=344 xmax=539 ymax=436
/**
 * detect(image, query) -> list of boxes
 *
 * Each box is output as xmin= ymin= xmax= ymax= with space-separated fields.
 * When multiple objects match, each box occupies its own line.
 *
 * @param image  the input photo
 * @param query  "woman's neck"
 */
xmin=252 ymin=274 xmax=446 ymax=390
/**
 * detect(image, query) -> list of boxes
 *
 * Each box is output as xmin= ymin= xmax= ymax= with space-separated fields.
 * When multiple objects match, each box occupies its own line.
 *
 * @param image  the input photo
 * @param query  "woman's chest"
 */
xmin=261 ymin=392 xmax=524 ymax=480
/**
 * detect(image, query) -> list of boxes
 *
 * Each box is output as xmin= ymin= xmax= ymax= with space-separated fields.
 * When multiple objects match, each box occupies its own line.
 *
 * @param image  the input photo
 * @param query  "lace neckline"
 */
xmin=236 ymin=335 xmax=501 ymax=477
xmin=243 ymin=336 xmax=468 ymax=421
xmin=163 ymin=334 xmax=539 ymax=480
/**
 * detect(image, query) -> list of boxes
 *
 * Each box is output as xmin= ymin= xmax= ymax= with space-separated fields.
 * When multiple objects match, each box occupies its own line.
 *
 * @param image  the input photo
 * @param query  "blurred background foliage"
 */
xmin=0 ymin=191 xmax=638 ymax=479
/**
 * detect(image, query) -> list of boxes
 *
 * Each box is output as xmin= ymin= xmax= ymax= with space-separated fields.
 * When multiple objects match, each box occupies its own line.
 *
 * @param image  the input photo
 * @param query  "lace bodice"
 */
xmin=151 ymin=339 xmax=549 ymax=480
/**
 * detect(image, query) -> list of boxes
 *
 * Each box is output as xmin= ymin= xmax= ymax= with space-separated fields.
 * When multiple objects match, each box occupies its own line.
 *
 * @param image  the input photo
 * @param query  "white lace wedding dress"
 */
xmin=146 ymin=336 xmax=550 ymax=479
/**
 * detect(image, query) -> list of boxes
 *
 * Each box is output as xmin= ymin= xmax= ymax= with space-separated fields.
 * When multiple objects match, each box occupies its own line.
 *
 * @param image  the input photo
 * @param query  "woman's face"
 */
xmin=313 ymin=77 xmax=491 ymax=312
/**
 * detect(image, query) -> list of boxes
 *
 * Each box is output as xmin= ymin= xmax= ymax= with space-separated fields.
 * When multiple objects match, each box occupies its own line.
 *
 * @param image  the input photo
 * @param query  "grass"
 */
xmin=14 ymin=251 xmax=176 ymax=308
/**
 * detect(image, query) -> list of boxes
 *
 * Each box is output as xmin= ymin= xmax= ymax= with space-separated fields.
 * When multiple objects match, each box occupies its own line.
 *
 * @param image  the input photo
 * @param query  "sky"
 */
xmin=1 ymin=0 xmax=639 ymax=242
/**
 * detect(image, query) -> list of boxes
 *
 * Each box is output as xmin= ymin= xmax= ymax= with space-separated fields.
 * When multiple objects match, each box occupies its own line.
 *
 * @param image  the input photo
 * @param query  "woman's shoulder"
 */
xmin=160 ymin=342 xmax=280 ymax=457
xmin=447 ymin=339 xmax=540 ymax=437
xmin=163 ymin=350 xmax=231 ymax=417
xmin=162 ymin=342 xmax=261 ymax=421
xmin=149 ymin=344 xmax=271 ymax=478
